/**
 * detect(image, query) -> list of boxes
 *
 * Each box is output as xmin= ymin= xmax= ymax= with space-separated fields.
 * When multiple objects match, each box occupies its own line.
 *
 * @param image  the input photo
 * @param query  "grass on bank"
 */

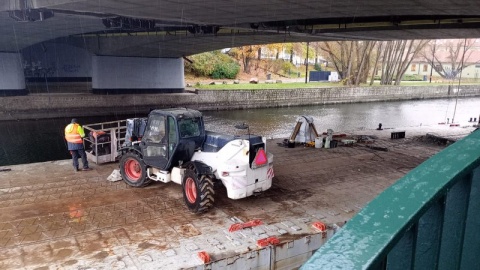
xmin=195 ymin=80 xmax=480 ymax=90
xmin=196 ymin=82 xmax=342 ymax=90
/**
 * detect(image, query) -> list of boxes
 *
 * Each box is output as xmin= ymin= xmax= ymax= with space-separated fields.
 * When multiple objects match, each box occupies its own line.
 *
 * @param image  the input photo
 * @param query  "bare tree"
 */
xmin=320 ymin=41 xmax=375 ymax=85
xmin=354 ymin=41 xmax=376 ymax=85
xmin=320 ymin=41 xmax=350 ymax=83
xmin=369 ymin=42 xmax=384 ymax=85
xmin=421 ymin=39 xmax=479 ymax=80
xmin=292 ymin=43 xmax=304 ymax=65
xmin=380 ymin=40 xmax=428 ymax=85
xmin=310 ymin=42 xmax=322 ymax=65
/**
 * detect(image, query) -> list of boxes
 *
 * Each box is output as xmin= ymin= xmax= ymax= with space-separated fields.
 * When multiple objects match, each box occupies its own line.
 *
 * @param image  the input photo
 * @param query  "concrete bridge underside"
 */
xmin=1 ymin=0 xmax=480 ymax=95
xmin=1 ymin=0 xmax=480 ymax=57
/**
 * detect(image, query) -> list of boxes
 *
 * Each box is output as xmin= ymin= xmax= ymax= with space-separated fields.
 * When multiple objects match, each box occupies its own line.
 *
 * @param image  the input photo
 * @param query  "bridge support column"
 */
xmin=0 ymin=53 xmax=27 ymax=96
xmin=92 ymin=56 xmax=185 ymax=94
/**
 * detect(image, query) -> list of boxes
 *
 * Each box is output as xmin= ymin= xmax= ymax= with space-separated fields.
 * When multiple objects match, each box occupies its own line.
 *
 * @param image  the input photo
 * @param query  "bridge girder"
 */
xmin=1 ymin=0 xmax=480 ymax=57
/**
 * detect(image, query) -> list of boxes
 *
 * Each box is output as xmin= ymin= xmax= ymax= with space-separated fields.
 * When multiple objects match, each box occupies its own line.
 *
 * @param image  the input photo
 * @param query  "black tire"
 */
xmin=182 ymin=167 xmax=215 ymax=213
xmin=119 ymin=152 xmax=152 ymax=187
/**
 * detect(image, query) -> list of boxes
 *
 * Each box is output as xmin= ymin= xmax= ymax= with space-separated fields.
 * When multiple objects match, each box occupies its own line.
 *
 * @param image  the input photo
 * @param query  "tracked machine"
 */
xmin=118 ymin=108 xmax=274 ymax=213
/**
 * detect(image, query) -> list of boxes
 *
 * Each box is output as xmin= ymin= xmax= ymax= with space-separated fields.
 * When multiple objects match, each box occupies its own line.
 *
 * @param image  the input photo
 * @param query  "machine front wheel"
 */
xmin=120 ymin=152 xmax=151 ymax=187
xmin=182 ymin=168 xmax=215 ymax=213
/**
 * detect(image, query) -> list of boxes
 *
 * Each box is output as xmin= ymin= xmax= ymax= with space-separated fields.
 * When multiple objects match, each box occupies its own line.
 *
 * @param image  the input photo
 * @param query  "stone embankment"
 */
xmin=1 ymin=85 xmax=479 ymax=120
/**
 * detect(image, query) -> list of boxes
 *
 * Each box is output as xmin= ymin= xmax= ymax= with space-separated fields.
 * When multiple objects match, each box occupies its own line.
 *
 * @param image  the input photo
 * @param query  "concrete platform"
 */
xmin=0 ymin=125 xmax=476 ymax=269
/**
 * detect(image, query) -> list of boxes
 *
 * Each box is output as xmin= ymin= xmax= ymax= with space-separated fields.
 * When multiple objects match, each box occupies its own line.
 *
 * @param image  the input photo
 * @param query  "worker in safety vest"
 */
xmin=65 ymin=118 xmax=92 ymax=172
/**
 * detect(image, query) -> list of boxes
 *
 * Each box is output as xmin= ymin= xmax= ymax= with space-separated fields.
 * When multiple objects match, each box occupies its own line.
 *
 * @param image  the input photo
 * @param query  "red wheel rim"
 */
xmin=185 ymin=177 xmax=197 ymax=203
xmin=124 ymin=158 xmax=141 ymax=181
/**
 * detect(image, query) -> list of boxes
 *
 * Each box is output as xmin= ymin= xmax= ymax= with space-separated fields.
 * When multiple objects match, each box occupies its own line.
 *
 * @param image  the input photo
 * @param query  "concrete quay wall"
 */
xmin=1 ymin=85 xmax=479 ymax=120
xmin=193 ymin=84 xmax=480 ymax=110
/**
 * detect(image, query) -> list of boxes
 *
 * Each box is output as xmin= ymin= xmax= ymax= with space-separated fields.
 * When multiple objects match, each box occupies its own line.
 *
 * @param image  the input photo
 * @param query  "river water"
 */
xmin=0 ymin=97 xmax=479 ymax=166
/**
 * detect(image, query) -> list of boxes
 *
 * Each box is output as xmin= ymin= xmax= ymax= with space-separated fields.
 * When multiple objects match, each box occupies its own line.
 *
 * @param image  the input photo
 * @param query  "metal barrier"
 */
xmin=302 ymin=129 xmax=480 ymax=270
xmin=83 ymin=120 xmax=126 ymax=164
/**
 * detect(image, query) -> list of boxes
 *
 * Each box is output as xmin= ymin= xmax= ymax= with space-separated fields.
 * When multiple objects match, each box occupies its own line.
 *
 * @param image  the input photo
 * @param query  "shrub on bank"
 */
xmin=282 ymin=61 xmax=296 ymax=76
xmin=212 ymin=62 xmax=240 ymax=79
xmin=186 ymin=51 xmax=240 ymax=79
xmin=186 ymin=52 xmax=215 ymax=77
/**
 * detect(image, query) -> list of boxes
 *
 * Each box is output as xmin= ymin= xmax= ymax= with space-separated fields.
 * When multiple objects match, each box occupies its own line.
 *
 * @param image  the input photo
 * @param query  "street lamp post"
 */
xmin=452 ymin=38 xmax=468 ymax=124
xmin=305 ymin=42 xmax=309 ymax=84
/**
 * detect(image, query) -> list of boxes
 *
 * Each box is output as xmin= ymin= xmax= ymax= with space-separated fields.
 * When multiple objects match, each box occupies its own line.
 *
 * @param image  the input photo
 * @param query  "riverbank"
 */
xmin=0 ymin=125 xmax=474 ymax=269
xmin=1 ymin=85 xmax=479 ymax=121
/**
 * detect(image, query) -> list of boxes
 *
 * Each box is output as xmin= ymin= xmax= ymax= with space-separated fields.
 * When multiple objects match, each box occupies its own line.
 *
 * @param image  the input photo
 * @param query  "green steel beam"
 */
xmin=460 ymin=167 xmax=480 ymax=270
xmin=438 ymin=175 xmax=471 ymax=270
xmin=301 ymin=129 xmax=480 ymax=270
xmin=413 ymin=199 xmax=443 ymax=270
xmin=386 ymin=226 xmax=415 ymax=270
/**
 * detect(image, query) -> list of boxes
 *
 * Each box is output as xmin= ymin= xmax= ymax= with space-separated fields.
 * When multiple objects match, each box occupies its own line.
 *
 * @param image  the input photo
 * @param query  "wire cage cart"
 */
xmin=83 ymin=120 xmax=127 ymax=164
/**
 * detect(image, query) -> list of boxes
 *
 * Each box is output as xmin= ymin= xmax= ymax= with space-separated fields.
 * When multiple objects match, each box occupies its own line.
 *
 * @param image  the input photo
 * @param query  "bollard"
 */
xmin=287 ymin=140 xmax=295 ymax=148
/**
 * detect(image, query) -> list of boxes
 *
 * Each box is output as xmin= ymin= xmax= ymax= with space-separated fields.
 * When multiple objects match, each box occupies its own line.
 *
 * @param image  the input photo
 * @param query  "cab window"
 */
xmin=168 ymin=116 xmax=178 ymax=145
xmin=143 ymin=115 xmax=165 ymax=143
xmin=178 ymin=118 xmax=201 ymax=138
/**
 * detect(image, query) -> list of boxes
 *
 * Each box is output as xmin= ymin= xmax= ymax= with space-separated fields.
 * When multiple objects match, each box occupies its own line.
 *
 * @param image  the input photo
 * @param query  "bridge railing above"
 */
xmin=301 ymin=129 xmax=480 ymax=270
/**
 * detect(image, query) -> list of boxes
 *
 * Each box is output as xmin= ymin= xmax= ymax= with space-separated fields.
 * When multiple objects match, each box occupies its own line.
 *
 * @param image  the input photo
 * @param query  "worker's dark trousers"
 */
xmin=71 ymin=149 xmax=89 ymax=169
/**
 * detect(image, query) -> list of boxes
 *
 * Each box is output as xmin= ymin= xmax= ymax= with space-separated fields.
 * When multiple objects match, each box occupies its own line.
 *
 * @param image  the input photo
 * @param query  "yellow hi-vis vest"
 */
xmin=65 ymin=123 xmax=83 ymax=144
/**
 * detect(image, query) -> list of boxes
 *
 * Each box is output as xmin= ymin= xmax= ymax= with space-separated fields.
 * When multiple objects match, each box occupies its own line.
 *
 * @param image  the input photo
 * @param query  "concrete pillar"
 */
xmin=92 ymin=56 xmax=184 ymax=94
xmin=0 ymin=53 xmax=27 ymax=96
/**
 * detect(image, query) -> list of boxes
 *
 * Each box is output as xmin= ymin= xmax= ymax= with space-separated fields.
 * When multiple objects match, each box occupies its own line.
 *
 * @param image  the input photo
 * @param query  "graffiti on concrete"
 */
xmin=62 ymin=64 xmax=80 ymax=73
xmin=23 ymin=60 xmax=56 ymax=77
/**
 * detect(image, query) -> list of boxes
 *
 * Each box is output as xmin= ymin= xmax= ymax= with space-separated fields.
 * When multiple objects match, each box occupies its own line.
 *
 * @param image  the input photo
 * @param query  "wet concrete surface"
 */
xmin=0 ymin=125 xmax=476 ymax=269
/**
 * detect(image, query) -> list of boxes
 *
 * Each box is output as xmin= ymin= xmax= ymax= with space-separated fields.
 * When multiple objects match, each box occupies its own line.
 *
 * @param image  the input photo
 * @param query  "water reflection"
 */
xmin=203 ymin=97 xmax=480 ymax=139
xmin=0 ymin=97 xmax=478 ymax=166
xmin=0 ymin=114 xmax=137 ymax=166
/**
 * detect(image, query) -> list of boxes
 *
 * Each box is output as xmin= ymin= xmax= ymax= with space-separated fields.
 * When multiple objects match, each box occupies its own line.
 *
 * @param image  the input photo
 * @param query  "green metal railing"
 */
xmin=302 ymin=129 xmax=480 ymax=270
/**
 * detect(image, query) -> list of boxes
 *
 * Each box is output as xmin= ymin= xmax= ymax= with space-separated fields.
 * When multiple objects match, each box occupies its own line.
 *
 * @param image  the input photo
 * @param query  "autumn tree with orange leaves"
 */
xmin=229 ymin=45 xmax=262 ymax=73
xmin=230 ymin=43 xmax=299 ymax=75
